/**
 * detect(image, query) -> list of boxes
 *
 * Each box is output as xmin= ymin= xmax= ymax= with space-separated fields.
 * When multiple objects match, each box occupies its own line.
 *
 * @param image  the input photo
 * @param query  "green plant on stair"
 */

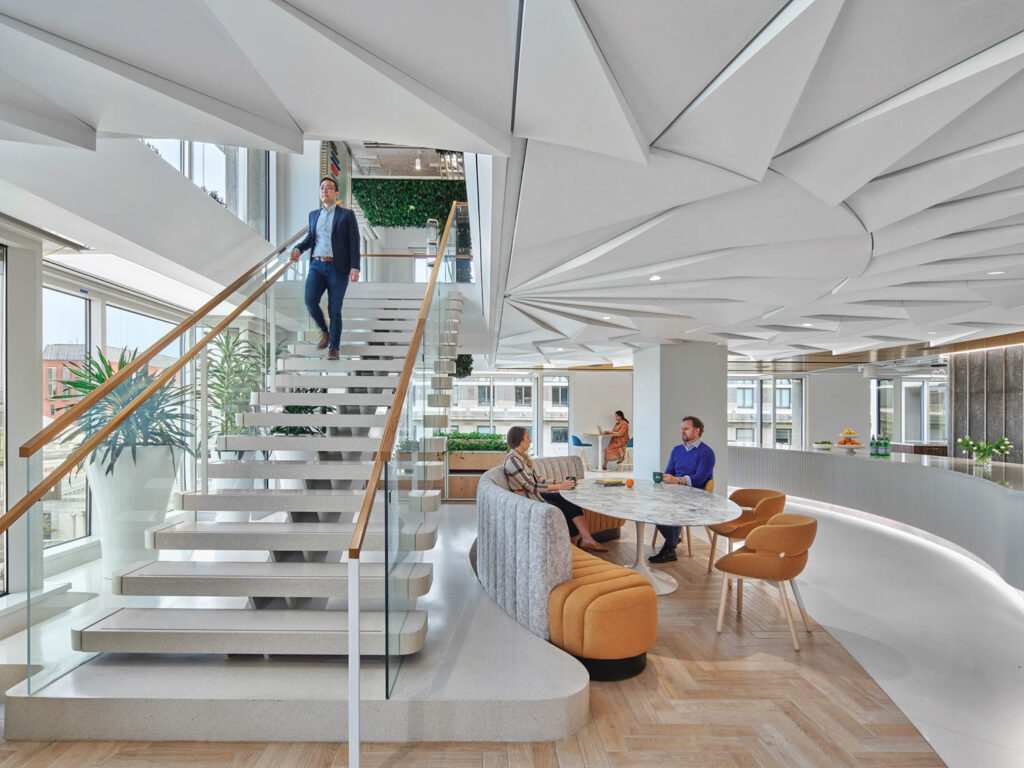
xmin=454 ymin=354 xmax=473 ymax=379
xmin=271 ymin=388 xmax=336 ymax=436
xmin=208 ymin=329 xmax=265 ymax=438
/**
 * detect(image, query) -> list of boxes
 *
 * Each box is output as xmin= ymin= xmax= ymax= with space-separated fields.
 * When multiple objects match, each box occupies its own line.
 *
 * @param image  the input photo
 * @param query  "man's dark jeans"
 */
xmin=305 ymin=259 xmax=349 ymax=350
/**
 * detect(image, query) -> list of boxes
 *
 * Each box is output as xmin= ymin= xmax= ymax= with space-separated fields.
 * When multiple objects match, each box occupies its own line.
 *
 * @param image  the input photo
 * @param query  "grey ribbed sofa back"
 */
xmin=475 ymin=455 xmax=585 ymax=639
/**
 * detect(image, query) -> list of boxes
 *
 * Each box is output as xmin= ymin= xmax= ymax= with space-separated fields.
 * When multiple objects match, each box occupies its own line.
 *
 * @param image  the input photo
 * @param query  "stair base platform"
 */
xmin=3 ymin=502 xmax=589 ymax=743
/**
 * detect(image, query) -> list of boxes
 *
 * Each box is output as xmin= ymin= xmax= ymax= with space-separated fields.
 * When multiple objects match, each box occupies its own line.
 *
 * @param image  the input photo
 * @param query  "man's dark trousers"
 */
xmin=305 ymin=259 xmax=349 ymax=350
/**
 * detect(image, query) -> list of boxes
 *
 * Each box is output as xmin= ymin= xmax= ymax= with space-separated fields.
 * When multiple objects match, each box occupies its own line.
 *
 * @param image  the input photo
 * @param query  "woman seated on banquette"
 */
xmin=602 ymin=410 xmax=630 ymax=470
xmin=503 ymin=426 xmax=608 ymax=552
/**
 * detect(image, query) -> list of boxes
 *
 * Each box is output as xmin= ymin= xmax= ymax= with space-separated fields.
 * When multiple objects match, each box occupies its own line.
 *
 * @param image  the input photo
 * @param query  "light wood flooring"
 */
xmin=0 ymin=532 xmax=943 ymax=767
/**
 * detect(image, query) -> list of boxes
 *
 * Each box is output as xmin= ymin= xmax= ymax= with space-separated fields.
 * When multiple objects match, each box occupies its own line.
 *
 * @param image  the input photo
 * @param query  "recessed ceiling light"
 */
xmin=649 ymin=275 xmax=662 ymax=281
xmin=988 ymin=270 xmax=1005 ymax=275
xmin=928 ymin=332 xmax=937 ymax=335
xmin=556 ymin=347 xmax=564 ymax=352
xmin=602 ymin=316 xmax=612 ymax=320
xmin=801 ymin=323 xmax=813 ymax=327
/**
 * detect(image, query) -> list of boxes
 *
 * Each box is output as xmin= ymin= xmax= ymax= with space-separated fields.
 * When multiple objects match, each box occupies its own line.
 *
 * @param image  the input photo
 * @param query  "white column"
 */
xmin=5 ymin=233 xmax=44 ymax=591
xmin=632 ymin=342 xmax=728 ymax=495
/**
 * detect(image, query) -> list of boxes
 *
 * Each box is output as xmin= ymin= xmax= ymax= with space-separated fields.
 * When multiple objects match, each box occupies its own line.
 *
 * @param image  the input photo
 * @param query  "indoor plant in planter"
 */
xmin=443 ymin=432 xmax=509 ymax=499
xmin=207 ymin=329 xmax=265 ymax=495
xmin=59 ymin=347 xmax=191 ymax=576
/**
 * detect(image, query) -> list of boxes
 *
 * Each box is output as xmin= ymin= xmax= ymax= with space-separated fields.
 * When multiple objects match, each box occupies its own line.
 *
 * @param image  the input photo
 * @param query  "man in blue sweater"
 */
xmin=649 ymin=415 xmax=716 ymax=563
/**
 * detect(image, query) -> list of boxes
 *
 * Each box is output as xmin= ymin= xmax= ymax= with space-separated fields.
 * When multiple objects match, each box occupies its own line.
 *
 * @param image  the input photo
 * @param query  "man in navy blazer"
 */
xmin=289 ymin=177 xmax=361 ymax=359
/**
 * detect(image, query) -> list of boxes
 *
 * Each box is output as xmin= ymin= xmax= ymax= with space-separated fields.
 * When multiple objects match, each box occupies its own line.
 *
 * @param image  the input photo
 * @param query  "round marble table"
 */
xmin=562 ymin=479 xmax=740 ymax=595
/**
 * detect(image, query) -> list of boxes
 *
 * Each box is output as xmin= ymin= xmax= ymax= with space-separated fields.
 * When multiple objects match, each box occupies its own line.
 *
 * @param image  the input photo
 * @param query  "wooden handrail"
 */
xmin=348 ymin=202 xmax=463 ymax=558
xmin=19 ymin=226 xmax=309 ymax=459
xmin=0 ymin=258 xmax=297 ymax=536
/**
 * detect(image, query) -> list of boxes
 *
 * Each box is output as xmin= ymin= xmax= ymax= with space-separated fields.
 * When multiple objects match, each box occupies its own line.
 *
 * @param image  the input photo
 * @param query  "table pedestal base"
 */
xmin=631 ymin=522 xmax=678 ymax=595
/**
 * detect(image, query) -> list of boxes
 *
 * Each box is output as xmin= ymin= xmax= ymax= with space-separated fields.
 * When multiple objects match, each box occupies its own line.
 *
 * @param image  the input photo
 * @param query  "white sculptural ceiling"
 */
xmin=1 ymin=1 xmax=1023 ymax=366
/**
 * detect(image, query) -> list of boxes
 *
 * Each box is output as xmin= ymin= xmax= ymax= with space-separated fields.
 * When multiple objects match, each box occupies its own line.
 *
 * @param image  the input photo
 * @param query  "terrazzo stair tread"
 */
xmin=285 ymin=347 xmax=408 ymax=359
xmin=217 ymin=435 xmax=381 ymax=452
xmin=113 ymin=561 xmax=433 ymax=598
xmin=151 ymin=520 xmax=438 ymax=552
xmin=394 ymin=460 xmax=445 ymax=480
xmin=177 ymin=489 xmax=384 ymax=513
xmin=405 ymin=489 xmax=441 ymax=514
xmin=238 ymin=413 xmax=389 ymax=428
xmin=345 ymin=284 xmax=425 ymax=299
xmin=207 ymin=460 xmax=376 ymax=480
xmin=254 ymin=392 xmax=394 ymax=407
xmin=300 ymin=324 xmax=416 ymax=340
xmin=73 ymin=608 xmax=427 ymax=655
xmin=292 ymin=330 xmax=414 ymax=344
xmin=279 ymin=358 xmax=404 ymax=372
xmin=274 ymin=374 xmax=400 ymax=390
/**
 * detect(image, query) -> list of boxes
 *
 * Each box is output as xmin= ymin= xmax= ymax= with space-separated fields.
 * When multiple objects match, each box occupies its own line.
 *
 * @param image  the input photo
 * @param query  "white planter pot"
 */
xmin=86 ymin=445 xmax=183 ymax=578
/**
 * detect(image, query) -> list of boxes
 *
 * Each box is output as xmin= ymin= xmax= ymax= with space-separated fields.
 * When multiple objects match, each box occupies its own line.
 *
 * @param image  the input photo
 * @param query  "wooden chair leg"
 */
xmin=716 ymin=575 xmax=729 ymax=633
xmin=789 ymin=580 xmax=812 ymax=632
xmin=707 ymin=532 xmax=719 ymax=573
xmin=651 ymin=527 xmax=659 ymax=549
xmin=736 ymin=578 xmax=743 ymax=614
xmin=685 ymin=526 xmax=693 ymax=556
xmin=777 ymin=581 xmax=800 ymax=651
xmin=579 ymin=447 xmax=591 ymax=471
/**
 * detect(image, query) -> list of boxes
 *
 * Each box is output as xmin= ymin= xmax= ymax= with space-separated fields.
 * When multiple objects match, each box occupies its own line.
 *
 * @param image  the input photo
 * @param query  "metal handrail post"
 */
xmin=200 ymin=345 xmax=209 ymax=495
xmin=269 ymin=282 xmax=277 ymax=392
xmin=348 ymin=556 xmax=360 ymax=768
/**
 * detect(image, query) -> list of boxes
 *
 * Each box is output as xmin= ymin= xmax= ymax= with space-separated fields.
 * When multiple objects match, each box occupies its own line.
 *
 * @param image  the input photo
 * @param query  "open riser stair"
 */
xmin=74 ymin=282 xmax=462 ymax=660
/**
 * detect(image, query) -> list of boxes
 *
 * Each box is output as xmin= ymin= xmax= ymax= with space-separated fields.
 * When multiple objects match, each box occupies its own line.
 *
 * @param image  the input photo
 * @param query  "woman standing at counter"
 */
xmin=603 ymin=410 xmax=630 ymax=470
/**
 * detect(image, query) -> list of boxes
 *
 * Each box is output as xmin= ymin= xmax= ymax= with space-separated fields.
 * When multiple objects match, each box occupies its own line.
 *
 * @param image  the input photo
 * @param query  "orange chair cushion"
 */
xmin=714 ymin=547 xmax=809 ymax=581
xmin=549 ymin=549 xmax=657 ymax=659
xmin=582 ymin=508 xmax=625 ymax=534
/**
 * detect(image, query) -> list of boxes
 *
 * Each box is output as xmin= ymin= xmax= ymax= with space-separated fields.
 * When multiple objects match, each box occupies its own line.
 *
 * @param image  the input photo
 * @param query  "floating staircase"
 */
xmin=74 ymin=282 xmax=461 ymax=658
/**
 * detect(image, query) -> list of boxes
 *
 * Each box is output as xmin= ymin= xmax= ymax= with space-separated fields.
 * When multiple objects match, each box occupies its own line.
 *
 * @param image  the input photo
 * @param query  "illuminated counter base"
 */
xmin=729 ymin=447 xmax=1024 ymax=590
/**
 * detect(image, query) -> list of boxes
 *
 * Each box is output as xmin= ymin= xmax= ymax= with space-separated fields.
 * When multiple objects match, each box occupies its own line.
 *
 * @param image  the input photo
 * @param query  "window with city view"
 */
xmin=447 ymin=373 xmax=570 ymax=457
xmin=727 ymin=376 xmax=804 ymax=450
xmin=42 ymin=288 xmax=91 ymax=549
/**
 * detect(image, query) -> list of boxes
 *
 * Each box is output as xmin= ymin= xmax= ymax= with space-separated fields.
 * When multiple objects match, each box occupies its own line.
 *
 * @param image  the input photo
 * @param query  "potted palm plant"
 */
xmin=59 ymin=347 xmax=191 ymax=576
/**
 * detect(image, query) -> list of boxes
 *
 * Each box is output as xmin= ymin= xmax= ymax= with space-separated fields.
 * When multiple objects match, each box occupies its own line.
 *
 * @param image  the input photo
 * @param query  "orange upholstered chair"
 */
xmin=651 ymin=477 xmax=714 ymax=556
xmin=706 ymin=488 xmax=786 ymax=573
xmin=714 ymin=513 xmax=817 ymax=650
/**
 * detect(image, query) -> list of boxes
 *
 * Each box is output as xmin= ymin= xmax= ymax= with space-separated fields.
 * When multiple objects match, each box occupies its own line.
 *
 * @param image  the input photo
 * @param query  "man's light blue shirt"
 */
xmin=312 ymin=205 xmax=336 ymax=260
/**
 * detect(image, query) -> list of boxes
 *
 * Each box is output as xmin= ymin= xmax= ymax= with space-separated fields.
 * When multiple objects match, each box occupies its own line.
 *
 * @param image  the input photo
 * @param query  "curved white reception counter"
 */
xmin=729 ymin=447 xmax=1024 ymax=590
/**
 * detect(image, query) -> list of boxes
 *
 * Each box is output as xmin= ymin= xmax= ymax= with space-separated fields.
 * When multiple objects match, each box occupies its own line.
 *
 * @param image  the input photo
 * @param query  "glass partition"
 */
xmin=22 ymin=242 xmax=295 ymax=694
xmin=382 ymin=246 xmax=455 ymax=695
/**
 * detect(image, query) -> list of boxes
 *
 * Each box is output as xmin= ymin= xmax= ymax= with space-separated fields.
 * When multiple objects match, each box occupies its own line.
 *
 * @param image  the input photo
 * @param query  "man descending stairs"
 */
xmin=74 ymin=282 xmax=462 ymax=661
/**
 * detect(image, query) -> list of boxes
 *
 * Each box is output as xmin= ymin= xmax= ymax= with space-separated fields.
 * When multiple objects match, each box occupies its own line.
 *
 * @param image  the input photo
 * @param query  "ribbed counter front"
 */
xmin=729 ymin=447 xmax=1024 ymax=589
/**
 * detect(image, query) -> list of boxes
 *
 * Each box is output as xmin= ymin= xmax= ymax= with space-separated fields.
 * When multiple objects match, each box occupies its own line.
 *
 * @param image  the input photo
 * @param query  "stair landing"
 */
xmin=4 ymin=502 xmax=589 ymax=743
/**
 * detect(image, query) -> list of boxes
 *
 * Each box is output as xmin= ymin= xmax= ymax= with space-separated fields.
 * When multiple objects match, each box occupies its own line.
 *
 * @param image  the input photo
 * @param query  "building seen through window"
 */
xmin=727 ymin=376 xmax=804 ymax=449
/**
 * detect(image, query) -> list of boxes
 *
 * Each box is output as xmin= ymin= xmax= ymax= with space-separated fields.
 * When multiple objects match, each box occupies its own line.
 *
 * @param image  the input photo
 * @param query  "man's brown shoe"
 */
xmin=327 ymin=348 xmax=340 ymax=360
xmin=317 ymin=331 xmax=329 ymax=349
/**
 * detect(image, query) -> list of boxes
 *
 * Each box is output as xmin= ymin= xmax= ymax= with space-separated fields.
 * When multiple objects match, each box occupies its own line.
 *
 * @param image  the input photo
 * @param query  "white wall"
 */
xmin=633 ymin=343 xmax=728 ymax=494
xmin=568 ymin=370 xmax=633 ymax=467
xmin=276 ymin=140 xmax=322 ymax=247
xmin=806 ymin=371 xmax=871 ymax=445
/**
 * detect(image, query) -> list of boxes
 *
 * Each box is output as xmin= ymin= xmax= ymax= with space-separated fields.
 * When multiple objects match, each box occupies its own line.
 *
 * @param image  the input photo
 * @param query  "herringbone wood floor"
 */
xmin=0 ymin=532 xmax=944 ymax=767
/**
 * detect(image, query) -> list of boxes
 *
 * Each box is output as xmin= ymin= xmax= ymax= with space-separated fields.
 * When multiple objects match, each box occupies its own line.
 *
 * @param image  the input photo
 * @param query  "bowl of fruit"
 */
xmin=812 ymin=440 xmax=832 ymax=451
xmin=837 ymin=429 xmax=863 ymax=455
